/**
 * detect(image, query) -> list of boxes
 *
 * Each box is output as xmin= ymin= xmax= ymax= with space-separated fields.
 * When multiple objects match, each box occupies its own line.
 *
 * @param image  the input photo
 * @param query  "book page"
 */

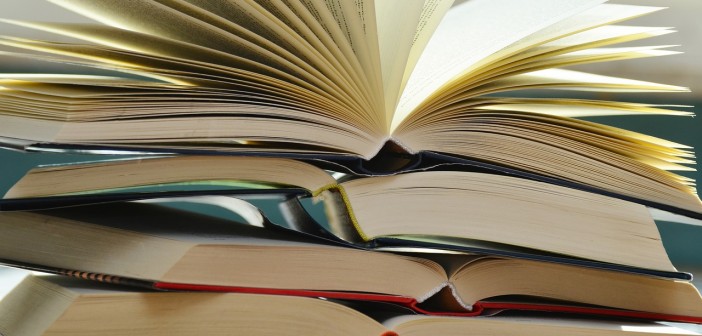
xmin=440 ymin=4 xmax=666 ymax=97
xmin=45 ymin=0 xmax=366 ymax=114
xmin=392 ymin=0 xmax=605 ymax=131
xmin=482 ymin=68 xmax=689 ymax=93
xmin=472 ymin=46 xmax=681 ymax=92
xmin=474 ymin=98 xmax=693 ymax=118
xmin=548 ymin=25 xmax=674 ymax=48
xmin=253 ymin=0 xmax=376 ymax=115
xmin=398 ymin=0 xmax=454 ymax=96
xmin=0 ymin=22 xmax=278 ymax=83
xmin=342 ymin=170 xmax=677 ymax=271
xmin=0 ymin=209 xmax=192 ymax=279
xmin=294 ymin=0 xmax=386 ymax=127
xmin=316 ymin=1 xmax=382 ymax=95
xmin=0 ymin=22 xmax=392 ymax=136
xmin=297 ymin=0 xmax=357 ymax=58
xmin=176 ymin=0 xmax=372 ymax=117
xmin=45 ymin=0 xmax=299 ymax=73
xmin=374 ymin=0 xmax=424 ymax=124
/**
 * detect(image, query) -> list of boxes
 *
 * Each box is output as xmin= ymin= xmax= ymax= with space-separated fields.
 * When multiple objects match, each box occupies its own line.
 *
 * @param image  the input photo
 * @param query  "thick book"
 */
xmin=0 ymin=0 xmax=698 ymax=218
xmin=1 ymin=202 xmax=702 ymax=324
xmin=2 ymin=269 xmax=700 ymax=336
xmin=1 ymin=155 xmax=695 ymax=276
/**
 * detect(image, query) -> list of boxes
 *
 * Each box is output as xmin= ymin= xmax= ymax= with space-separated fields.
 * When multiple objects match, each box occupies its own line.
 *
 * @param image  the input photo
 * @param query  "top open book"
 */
xmin=0 ymin=0 xmax=700 ymax=214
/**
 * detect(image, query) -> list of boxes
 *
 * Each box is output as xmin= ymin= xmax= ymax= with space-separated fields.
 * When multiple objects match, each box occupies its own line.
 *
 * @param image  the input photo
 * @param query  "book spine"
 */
xmin=56 ymin=269 xmax=155 ymax=289
xmin=0 ymin=259 xmax=156 ymax=289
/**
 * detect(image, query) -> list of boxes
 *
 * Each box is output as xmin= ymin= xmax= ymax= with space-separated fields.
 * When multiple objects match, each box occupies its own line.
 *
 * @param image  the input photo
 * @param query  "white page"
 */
xmin=392 ymin=0 xmax=605 ymax=131
xmin=398 ymin=0 xmax=454 ymax=96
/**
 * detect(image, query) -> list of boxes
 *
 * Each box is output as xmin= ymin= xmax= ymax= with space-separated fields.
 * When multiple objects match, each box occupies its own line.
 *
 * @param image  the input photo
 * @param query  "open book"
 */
xmin=2 ymin=155 xmax=693 ymax=274
xmin=0 ymin=0 xmax=697 ymax=214
xmin=3 ymin=269 xmax=700 ymax=336
xmin=1 ymin=203 xmax=702 ymax=324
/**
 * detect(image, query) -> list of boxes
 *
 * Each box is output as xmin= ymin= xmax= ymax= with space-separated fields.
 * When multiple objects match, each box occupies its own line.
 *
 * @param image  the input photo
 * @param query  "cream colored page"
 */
xmin=320 ymin=0 xmax=378 ymax=75
xmin=294 ymin=0 xmax=381 ymax=113
xmin=254 ymin=0 xmax=374 ymax=107
xmin=392 ymin=0 xmax=604 ymax=131
xmin=322 ymin=0 xmax=358 ymax=49
xmin=343 ymin=171 xmax=675 ymax=271
xmin=487 ymin=47 xmax=681 ymax=86
xmin=174 ymin=0 xmax=336 ymax=80
xmin=399 ymin=0 xmax=454 ymax=95
xmin=491 ymin=68 xmax=689 ymax=92
xmin=182 ymin=0 xmax=365 ymax=107
xmin=499 ymin=4 xmax=664 ymax=60
xmin=350 ymin=0 xmax=384 ymax=122
xmin=299 ymin=0 xmax=384 ymax=123
xmin=374 ymin=0 xmax=424 ymax=123
xmin=0 ymin=211 xmax=191 ymax=279
xmin=298 ymin=0 xmax=355 ymax=52
xmin=280 ymin=0 xmax=368 ymax=78
xmin=0 ymin=275 xmax=78 ymax=336
xmin=546 ymin=25 xmax=673 ymax=47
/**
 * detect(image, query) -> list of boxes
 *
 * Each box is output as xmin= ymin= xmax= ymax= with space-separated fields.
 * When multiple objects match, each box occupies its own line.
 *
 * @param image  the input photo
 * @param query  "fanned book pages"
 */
xmin=0 ymin=156 xmax=692 ymax=276
xmin=2 ymin=269 xmax=701 ymax=336
xmin=1 ymin=204 xmax=702 ymax=324
xmin=0 ymin=0 xmax=700 ymax=218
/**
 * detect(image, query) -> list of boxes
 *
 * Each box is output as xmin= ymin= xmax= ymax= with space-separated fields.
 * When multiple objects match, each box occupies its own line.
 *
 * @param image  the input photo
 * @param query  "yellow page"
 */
xmin=545 ymin=25 xmax=673 ymax=48
xmin=474 ymin=98 xmax=693 ymax=118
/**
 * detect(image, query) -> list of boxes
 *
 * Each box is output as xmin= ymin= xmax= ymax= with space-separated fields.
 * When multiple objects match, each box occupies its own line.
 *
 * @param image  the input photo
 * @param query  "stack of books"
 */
xmin=1 ymin=0 xmax=702 ymax=335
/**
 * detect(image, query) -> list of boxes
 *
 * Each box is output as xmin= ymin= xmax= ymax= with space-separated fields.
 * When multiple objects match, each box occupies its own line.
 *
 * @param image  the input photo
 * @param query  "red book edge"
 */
xmin=155 ymin=282 xmax=702 ymax=324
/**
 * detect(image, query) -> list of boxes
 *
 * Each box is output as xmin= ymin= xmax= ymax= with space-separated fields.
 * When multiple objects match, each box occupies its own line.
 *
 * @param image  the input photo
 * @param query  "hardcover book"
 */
xmin=1 ymin=202 xmax=702 ymax=324
xmin=2 ymin=268 xmax=700 ymax=336
xmin=0 ymin=155 xmax=694 ymax=273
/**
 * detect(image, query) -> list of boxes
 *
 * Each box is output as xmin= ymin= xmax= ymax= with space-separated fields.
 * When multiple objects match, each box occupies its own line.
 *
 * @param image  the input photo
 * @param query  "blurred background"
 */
xmin=0 ymin=0 xmax=700 ymax=277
